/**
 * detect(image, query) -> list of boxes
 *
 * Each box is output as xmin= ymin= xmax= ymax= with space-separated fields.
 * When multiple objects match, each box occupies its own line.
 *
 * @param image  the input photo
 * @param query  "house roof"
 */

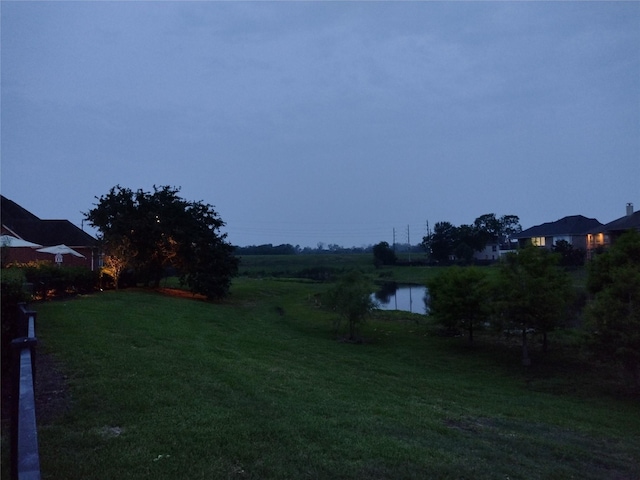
xmin=1 ymin=195 xmax=40 ymax=222
xmin=513 ymin=215 xmax=603 ymax=239
xmin=1 ymin=195 xmax=97 ymax=247
xmin=595 ymin=210 xmax=640 ymax=233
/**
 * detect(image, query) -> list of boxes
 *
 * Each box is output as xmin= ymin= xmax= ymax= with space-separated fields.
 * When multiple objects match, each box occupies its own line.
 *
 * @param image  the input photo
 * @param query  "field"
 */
xmin=10 ymin=262 xmax=640 ymax=479
xmin=236 ymin=253 xmax=446 ymax=285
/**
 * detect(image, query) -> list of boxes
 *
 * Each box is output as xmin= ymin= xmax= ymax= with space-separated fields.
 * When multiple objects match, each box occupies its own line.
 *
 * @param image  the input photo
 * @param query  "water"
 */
xmin=372 ymin=284 xmax=429 ymax=314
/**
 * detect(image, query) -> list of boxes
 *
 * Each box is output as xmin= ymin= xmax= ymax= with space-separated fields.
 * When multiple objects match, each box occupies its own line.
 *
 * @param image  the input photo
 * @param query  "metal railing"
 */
xmin=10 ymin=303 xmax=41 ymax=480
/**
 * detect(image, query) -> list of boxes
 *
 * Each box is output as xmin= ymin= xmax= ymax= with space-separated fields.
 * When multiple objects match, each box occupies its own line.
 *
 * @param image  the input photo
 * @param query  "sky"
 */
xmin=1 ymin=1 xmax=639 ymax=248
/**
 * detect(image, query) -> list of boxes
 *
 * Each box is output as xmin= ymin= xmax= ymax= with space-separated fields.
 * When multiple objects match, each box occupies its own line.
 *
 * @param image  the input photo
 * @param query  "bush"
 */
xmin=1 ymin=269 xmax=30 ymax=376
xmin=7 ymin=262 xmax=99 ymax=299
xmin=324 ymin=270 xmax=377 ymax=341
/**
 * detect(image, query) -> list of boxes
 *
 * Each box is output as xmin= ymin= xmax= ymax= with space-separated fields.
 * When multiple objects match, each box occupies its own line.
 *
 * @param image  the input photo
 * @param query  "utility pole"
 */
xmin=425 ymin=220 xmax=432 ymax=262
xmin=407 ymin=224 xmax=411 ymax=263
xmin=393 ymin=228 xmax=396 ymax=252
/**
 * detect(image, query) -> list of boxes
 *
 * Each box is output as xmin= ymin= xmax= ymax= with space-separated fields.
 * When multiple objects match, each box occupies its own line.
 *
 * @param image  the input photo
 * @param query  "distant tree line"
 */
xmin=235 ymin=243 xmax=375 ymax=255
xmin=422 ymin=213 xmax=522 ymax=264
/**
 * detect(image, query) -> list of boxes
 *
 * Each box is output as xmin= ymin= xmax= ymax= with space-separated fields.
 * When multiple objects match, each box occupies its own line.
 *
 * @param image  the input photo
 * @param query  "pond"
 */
xmin=371 ymin=283 xmax=429 ymax=315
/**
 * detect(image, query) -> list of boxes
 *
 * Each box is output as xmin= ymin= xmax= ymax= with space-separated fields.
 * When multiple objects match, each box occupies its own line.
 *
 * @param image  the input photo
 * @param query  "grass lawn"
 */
xmin=16 ymin=278 xmax=640 ymax=479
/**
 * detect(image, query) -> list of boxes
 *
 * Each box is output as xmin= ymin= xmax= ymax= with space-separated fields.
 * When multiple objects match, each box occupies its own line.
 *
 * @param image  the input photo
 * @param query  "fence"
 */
xmin=10 ymin=303 xmax=41 ymax=480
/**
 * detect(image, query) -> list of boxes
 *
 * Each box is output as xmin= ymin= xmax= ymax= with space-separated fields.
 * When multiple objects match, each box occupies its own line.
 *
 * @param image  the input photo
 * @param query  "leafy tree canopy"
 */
xmin=422 ymin=214 xmax=521 ymax=264
xmin=372 ymin=241 xmax=397 ymax=267
xmin=552 ymin=240 xmax=586 ymax=267
xmin=423 ymin=221 xmax=458 ymax=263
xmin=494 ymin=244 xmax=571 ymax=364
xmin=586 ymin=229 xmax=640 ymax=385
xmin=427 ymin=266 xmax=490 ymax=344
xmin=474 ymin=213 xmax=522 ymax=245
xmin=85 ymin=185 xmax=238 ymax=299
xmin=325 ymin=270 xmax=377 ymax=341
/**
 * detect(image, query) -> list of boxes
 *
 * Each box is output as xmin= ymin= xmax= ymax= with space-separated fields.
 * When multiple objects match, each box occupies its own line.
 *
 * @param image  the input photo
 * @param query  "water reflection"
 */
xmin=372 ymin=283 xmax=429 ymax=314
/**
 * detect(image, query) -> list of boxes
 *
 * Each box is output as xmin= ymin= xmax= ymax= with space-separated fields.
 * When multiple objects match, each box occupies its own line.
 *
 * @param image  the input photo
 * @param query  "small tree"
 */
xmin=325 ymin=270 xmax=377 ymax=342
xmin=552 ymin=240 xmax=585 ymax=267
xmin=493 ymin=245 xmax=571 ymax=365
xmin=101 ymin=236 xmax=135 ymax=289
xmin=427 ymin=266 xmax=489 ymax=344
xmin=586 ymin=230 xmax=640 ymax=385
xmin=372 ymin=241 xmax=397 ymax=267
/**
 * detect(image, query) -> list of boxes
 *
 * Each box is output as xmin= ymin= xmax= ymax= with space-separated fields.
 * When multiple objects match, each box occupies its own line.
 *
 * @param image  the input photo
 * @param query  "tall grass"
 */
xmin=21 ymin=279 xmax=640 ymax=479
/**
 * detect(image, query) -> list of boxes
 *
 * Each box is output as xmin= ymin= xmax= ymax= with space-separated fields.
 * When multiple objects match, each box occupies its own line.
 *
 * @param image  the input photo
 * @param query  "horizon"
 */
xmin=2 ymin=193 xmax=635 ymax=250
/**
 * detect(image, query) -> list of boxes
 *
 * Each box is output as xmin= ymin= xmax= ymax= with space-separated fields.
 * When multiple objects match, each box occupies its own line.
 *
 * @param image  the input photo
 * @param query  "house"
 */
xmin=1 ymin=195 xmax=99 ymax=270
xmin=511 ymin=215 xmax=603 ymax=252
xmin=473 ymin=243 xmax=501 ymax=261
xmin=586 ymin=203 xmax=640 ymax=257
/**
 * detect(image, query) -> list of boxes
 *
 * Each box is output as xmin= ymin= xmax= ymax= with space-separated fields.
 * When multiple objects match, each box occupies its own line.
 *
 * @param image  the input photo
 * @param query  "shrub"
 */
xmin=324 ymin=270 xmax=377 ymax=341
xmin=1 ymin=269 xmax=30 ymax=375
xmin=586 ymin=230 xmax=640 ymax=386
xmin=7 ymin=261 xmax=99 ymax=299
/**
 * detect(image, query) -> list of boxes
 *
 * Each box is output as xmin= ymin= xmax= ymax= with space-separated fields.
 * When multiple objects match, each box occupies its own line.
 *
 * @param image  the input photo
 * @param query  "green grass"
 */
xmin=22 ymin=279 xmax=640 ymax=479
xmin=237 ymin=253 xmax=373 ymax=277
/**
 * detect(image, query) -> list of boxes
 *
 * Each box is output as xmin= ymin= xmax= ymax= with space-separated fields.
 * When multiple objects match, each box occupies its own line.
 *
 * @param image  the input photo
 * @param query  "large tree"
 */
xmin=85 ymin=185 xmax=239 ymax=299
xmin=474 ymin=213 xmax=502 ymax=246
xmin=499 ymin=215 xmax=522 ymax=243
xmin=586 ymin=230 xmax=640 ymax=385
xmin=455 ymin=224 xmax=484 ymax=263
xmin=474 ymin=213 xmax=522 ymax=247
xmin=422 ymin=221 xmax=457 ymax=263
xmin=423 ymin=215 xmax=521 ymax=264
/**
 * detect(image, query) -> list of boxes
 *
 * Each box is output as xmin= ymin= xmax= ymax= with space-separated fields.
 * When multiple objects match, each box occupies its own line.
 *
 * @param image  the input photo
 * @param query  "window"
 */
xmin=554 ymin=235 xmax=571 ymax=245
xmin=531 ymin=237 xmax=546 ymax=247
xmin=588 ymin=233 xmax=605 ymax=247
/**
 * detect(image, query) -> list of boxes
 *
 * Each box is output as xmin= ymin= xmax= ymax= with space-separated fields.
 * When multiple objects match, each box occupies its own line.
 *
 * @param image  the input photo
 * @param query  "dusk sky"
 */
xmin=2 ymin=2 xmax=638 ymax=248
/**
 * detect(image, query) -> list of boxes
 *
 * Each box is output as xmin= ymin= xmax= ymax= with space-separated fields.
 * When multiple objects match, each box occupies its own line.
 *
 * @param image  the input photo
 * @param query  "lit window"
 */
xmin=531 ymin=237 xmax=546 ymax=247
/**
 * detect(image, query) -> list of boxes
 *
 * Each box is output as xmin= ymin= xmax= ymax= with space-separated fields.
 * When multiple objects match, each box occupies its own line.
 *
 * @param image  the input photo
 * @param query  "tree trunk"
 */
xmin=522 ymin=327 xmax=531 ymax=366
xmin=349 ymin=317 xmax=356 ymax=341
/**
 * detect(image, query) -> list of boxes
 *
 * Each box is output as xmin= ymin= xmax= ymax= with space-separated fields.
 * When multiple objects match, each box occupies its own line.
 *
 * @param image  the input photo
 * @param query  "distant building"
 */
xmin=511 ymin=215 xmax=603 ymax=252
xmin=1 ymin=195 xmax=99 ymax=269
xmin=586 ymin=203 xmax=640 ymax=258
xmin=473 ymin=243 xmax=500 ymax=261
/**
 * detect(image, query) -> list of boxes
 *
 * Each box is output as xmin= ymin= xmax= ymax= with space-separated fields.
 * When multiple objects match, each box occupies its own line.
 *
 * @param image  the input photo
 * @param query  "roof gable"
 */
xmin=598 ymin=210 xmax=640 ymax=233
xmin=9 ymin=219 xmax=98 ymax=247
xmin=1 ymin=196 xmax=97 ymax=247
xmin=514 ymin=215 xmax=603 ymax=239
xmin=1 ymin=195 xmax=40 ymax=224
